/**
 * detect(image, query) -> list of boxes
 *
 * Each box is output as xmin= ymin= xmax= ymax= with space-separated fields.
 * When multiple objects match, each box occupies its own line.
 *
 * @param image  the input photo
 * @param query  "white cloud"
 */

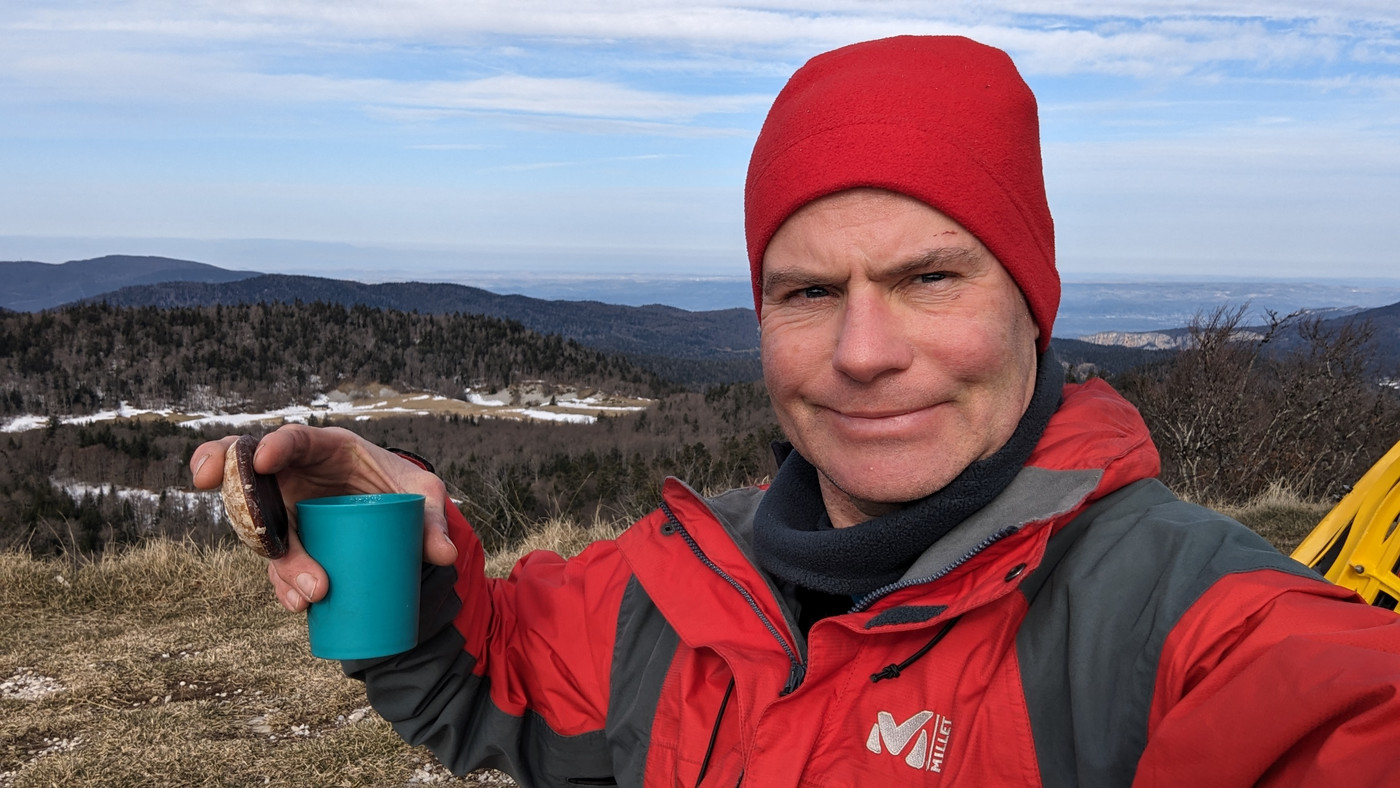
xmin=3 ymin=3 xmax=1397 ymax=133
xmin=391 ymin=74 xmax=767 ymax=120
xmin=7 ymin=2 xmax=1399 ymax=75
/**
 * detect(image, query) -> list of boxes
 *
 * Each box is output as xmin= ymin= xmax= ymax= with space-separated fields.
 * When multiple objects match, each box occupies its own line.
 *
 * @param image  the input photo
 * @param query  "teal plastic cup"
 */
xmin=295 ymin=493 xmax=425 ymax=660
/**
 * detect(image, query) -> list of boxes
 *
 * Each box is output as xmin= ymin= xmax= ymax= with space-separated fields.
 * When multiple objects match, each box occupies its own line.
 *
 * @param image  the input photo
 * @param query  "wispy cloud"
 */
xmin=7 ymin=2 xmax=1399 ymax=77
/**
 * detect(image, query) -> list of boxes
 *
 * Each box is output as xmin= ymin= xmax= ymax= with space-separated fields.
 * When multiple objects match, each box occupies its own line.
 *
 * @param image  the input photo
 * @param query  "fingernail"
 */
xmin=284 ymin=589 xmax=304 ymax=612
xmin=295 ymin=573 xmax=318 ymax=601
xmin=194 ymin=454 xmax=208 ymax=476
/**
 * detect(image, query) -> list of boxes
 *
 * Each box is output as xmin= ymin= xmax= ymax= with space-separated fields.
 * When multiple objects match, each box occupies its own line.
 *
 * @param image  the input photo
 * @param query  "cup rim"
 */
xmin=296 ymin=492 xmax=426 ymax=509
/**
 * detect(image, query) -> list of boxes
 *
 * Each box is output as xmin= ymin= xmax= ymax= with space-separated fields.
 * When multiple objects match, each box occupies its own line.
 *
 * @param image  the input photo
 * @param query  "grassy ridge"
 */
xmin=0 ymin=497 xmax=1327 ymax=787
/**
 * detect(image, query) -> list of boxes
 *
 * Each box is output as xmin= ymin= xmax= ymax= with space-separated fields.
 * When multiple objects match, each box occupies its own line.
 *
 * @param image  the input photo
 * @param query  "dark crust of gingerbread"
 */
xmin=222 ymin=435 xmax=290 ymax=559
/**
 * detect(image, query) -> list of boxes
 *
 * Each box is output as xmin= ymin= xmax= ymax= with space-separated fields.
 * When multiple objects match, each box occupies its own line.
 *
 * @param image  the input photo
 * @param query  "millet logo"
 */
xmin=865 ymin=710 xmax=953 ymax=773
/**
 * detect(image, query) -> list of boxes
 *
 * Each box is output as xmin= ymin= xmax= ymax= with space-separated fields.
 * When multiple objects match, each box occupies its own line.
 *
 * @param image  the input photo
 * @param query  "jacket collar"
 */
xmin=619 ymin=381 xmax=1160 ymax=635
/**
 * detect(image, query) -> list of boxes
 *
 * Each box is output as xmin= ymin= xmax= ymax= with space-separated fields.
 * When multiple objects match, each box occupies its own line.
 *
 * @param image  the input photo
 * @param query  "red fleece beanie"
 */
xmin=745 ymin=35 xmax=1058 ymax=349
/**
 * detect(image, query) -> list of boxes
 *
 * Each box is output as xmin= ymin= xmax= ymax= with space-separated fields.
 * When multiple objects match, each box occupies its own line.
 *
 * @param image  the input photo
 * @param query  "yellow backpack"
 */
xmin=1292 ymin=440 xmax=1400 ymax=609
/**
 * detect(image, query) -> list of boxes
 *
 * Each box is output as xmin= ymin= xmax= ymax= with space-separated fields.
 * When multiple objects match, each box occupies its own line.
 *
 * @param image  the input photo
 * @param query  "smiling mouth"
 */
xmin=837 ymin=409 xmax=921 ymax=420
xmin=825 ymin=404 xmax=943 ymax=433
xmin=827 ymin=399 xmax=943 ymax=420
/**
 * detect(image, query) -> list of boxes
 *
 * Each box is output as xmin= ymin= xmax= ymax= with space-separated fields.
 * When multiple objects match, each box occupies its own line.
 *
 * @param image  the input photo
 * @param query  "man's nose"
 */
xmin=830 ymin=289 xmax=915 ymax=383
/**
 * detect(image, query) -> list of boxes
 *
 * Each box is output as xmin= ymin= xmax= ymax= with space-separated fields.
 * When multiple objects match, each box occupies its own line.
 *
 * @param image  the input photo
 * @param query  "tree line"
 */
xmin=1114 ymin=307 xmax=1400 ymax=505
xmin=0 ymin=381 xmax=783 ymax=556
xmin=0 ymin=300 xmax=672 ymax=417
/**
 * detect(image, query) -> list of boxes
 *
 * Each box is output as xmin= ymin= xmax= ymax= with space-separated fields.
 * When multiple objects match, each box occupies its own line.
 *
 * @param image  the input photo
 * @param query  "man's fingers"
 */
xmin=189 ymin=436 xmax=239 ymax=490
xmin=400 ymin=474 xmax=458 ymax=566
xmin=252 ymin=423 xmax=339 ymax=476
xmin=424 ymin=518 xmax=459 ymax=566
xmin=268 ymin=529 xmax=327 ymax=612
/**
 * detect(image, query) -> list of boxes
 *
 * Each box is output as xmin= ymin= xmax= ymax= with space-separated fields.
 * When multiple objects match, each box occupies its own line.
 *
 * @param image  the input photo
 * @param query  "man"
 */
xmin=191 ymin=36 xmax=1400 ymax=786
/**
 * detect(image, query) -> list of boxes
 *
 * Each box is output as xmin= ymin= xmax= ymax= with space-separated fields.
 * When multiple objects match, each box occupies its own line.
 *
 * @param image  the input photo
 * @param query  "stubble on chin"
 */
xmin=816 ymin=467 xmax=913 ymax=529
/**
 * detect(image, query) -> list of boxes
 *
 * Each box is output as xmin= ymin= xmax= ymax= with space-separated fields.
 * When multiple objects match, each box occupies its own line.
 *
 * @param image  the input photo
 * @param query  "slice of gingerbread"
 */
xmin=220 ymin=435 xmax=290 ymax=558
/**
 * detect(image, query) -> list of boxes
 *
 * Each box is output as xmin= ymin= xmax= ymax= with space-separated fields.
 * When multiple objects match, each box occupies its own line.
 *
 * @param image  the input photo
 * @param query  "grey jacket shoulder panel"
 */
xmin=701 ymin=484 xmax=766 ymax=554
xmin=1016 ymin=478 xmax=1320 ymax=788
xmin=902 ymin=465 xmax=1104 ymax=583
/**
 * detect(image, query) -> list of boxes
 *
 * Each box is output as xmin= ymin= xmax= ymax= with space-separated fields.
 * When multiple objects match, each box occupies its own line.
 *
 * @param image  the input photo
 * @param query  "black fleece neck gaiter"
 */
xmin=752 ymin=350 xmax=1062 ymax=597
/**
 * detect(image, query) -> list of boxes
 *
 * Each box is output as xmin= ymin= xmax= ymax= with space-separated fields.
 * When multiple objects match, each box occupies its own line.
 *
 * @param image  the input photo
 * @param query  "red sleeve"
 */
xmin=1134 ymin=569 xmax=1400 ymax=787
xmin=446 ymin=503 xmax=633 ymax=736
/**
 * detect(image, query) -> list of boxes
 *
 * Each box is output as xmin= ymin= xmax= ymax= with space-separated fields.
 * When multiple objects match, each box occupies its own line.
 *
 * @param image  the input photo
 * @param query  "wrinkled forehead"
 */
xmin=760 ymin=188 xmax=1001 ymax=283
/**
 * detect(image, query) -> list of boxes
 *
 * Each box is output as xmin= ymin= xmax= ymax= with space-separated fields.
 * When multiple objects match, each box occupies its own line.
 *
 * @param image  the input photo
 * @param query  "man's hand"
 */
xmin=190 ymin=424 xmax=459 ymax=612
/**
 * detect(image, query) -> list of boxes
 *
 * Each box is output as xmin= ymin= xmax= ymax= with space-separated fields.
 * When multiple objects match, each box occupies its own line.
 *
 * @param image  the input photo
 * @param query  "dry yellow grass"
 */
xmin=0 ymin=530 xmax=603 ymax=787
xmin=482 ymin=517 xmax=626 ymax=579
xmin=1212 ymin=481 xmax=1333 ymax=558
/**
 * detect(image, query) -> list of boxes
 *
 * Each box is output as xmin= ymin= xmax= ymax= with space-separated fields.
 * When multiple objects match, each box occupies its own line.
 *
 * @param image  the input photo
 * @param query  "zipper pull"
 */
xmin=780 ymin=660 xmax=806 ymax=696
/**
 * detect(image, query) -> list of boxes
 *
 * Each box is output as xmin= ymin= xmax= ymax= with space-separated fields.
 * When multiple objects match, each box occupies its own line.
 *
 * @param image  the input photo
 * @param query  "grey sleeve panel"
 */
xmin=606 ymin=576 xmax=681 ymax=788
xmin=345 ymin=563 xmax=615 ymax=787
xmin=1016 ymin=479 xmax=1320 ymax=788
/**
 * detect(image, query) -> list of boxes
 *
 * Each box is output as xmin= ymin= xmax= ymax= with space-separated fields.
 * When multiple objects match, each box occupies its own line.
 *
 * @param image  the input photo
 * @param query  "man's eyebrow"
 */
xmin=761 ymin=267 xmax=823 ymax=295
xmin=761 ymin=245 xmax=985 ymax=294
xmin=889 ymin=246 xmax=985 ymax=277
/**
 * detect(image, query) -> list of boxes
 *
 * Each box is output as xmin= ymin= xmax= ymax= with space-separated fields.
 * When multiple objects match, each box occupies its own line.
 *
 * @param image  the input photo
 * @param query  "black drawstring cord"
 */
xmin=695 ymin=677 xmax=736 ymax=787
xmin=870 ymin=616 xmax=960 ymax=683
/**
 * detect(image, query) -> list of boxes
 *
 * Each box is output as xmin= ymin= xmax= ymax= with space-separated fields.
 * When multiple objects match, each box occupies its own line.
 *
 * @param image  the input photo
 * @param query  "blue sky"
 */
xmin=2 ymin=2 xmax=1398 ymax=293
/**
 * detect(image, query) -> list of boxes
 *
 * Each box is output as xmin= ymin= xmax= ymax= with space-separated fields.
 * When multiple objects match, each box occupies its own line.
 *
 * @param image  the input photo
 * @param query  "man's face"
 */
xmin=759 ymin=188 xmax=1040 ymax=528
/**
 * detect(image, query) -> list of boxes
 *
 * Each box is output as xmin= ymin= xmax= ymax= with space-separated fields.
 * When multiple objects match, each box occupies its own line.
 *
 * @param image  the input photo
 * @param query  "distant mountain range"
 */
xmin=0 ymin=255 xmax=259 ymax=311
xmin=86 ymin=271 xmax=762 ymax=362
xmin=5 ymin=254 xmax=1398 ymax=381
xmin=2 ymin=255 xmax=763 ymax=384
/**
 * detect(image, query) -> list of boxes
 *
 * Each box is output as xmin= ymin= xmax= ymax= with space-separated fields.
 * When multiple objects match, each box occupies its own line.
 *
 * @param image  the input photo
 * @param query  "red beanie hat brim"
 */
xmin=745 ymin=36 xmax=1058 ymax=350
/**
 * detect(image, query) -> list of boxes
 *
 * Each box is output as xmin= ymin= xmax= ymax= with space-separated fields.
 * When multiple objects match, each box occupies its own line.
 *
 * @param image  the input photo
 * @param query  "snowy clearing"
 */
xmin=2 ymin=385 xmax=651 ymax=434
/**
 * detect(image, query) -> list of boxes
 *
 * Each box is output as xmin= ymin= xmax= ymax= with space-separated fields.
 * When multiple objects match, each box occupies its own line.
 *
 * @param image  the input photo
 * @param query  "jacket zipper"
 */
xmin=660 ymin=503 xmax=807 ymax=695
xmin=851 ymin=526 xmax=1020 ymax=613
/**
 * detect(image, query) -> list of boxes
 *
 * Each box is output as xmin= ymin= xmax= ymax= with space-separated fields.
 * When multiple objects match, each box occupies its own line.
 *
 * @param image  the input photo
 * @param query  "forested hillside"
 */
xmin=0 ymin=301 xmax=669 ymax=417
xmin=87 ymin=273 xmax=763 ymax=382
xmin=0 ymin=384 xmax=783 ymax=556
xmin=1115 ymin=308 xmax=1400 ymax=503
xmin=0 ymin=301 xmax=782 ymax=556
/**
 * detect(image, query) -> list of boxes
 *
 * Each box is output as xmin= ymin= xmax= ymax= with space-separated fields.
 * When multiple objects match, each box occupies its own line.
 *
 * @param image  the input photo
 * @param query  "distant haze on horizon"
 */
xmin=6 ymin=249 xmax=1400 ymax=334
xmin=3 ymin=2 xmax=1398 ymax=282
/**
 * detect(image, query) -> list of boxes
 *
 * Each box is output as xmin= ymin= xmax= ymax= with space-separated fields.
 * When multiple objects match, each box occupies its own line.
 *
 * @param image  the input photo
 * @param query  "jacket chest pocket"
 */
xmin=806 ymin=615 xmax=1040 ymax=785
xmin=642 ymin=648 xmax=748 ymax=787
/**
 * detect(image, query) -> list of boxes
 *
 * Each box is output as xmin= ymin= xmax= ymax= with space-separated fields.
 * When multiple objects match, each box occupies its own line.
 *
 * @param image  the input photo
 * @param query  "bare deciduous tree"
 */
xmin=1116 ymin=306 xmax=1400 ymax=505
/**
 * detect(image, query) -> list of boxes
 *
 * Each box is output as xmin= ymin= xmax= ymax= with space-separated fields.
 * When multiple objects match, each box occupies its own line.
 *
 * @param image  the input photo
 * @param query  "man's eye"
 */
xmin=918 ymin=272 xmax=948 ymax=283
xmin=799 ymin=286 xmax=829 ymax=299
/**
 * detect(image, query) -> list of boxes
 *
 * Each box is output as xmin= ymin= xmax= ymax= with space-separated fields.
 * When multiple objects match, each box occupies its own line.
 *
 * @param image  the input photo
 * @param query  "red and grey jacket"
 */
xmin=348 ymin=380 xmax=1400 ymax=786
